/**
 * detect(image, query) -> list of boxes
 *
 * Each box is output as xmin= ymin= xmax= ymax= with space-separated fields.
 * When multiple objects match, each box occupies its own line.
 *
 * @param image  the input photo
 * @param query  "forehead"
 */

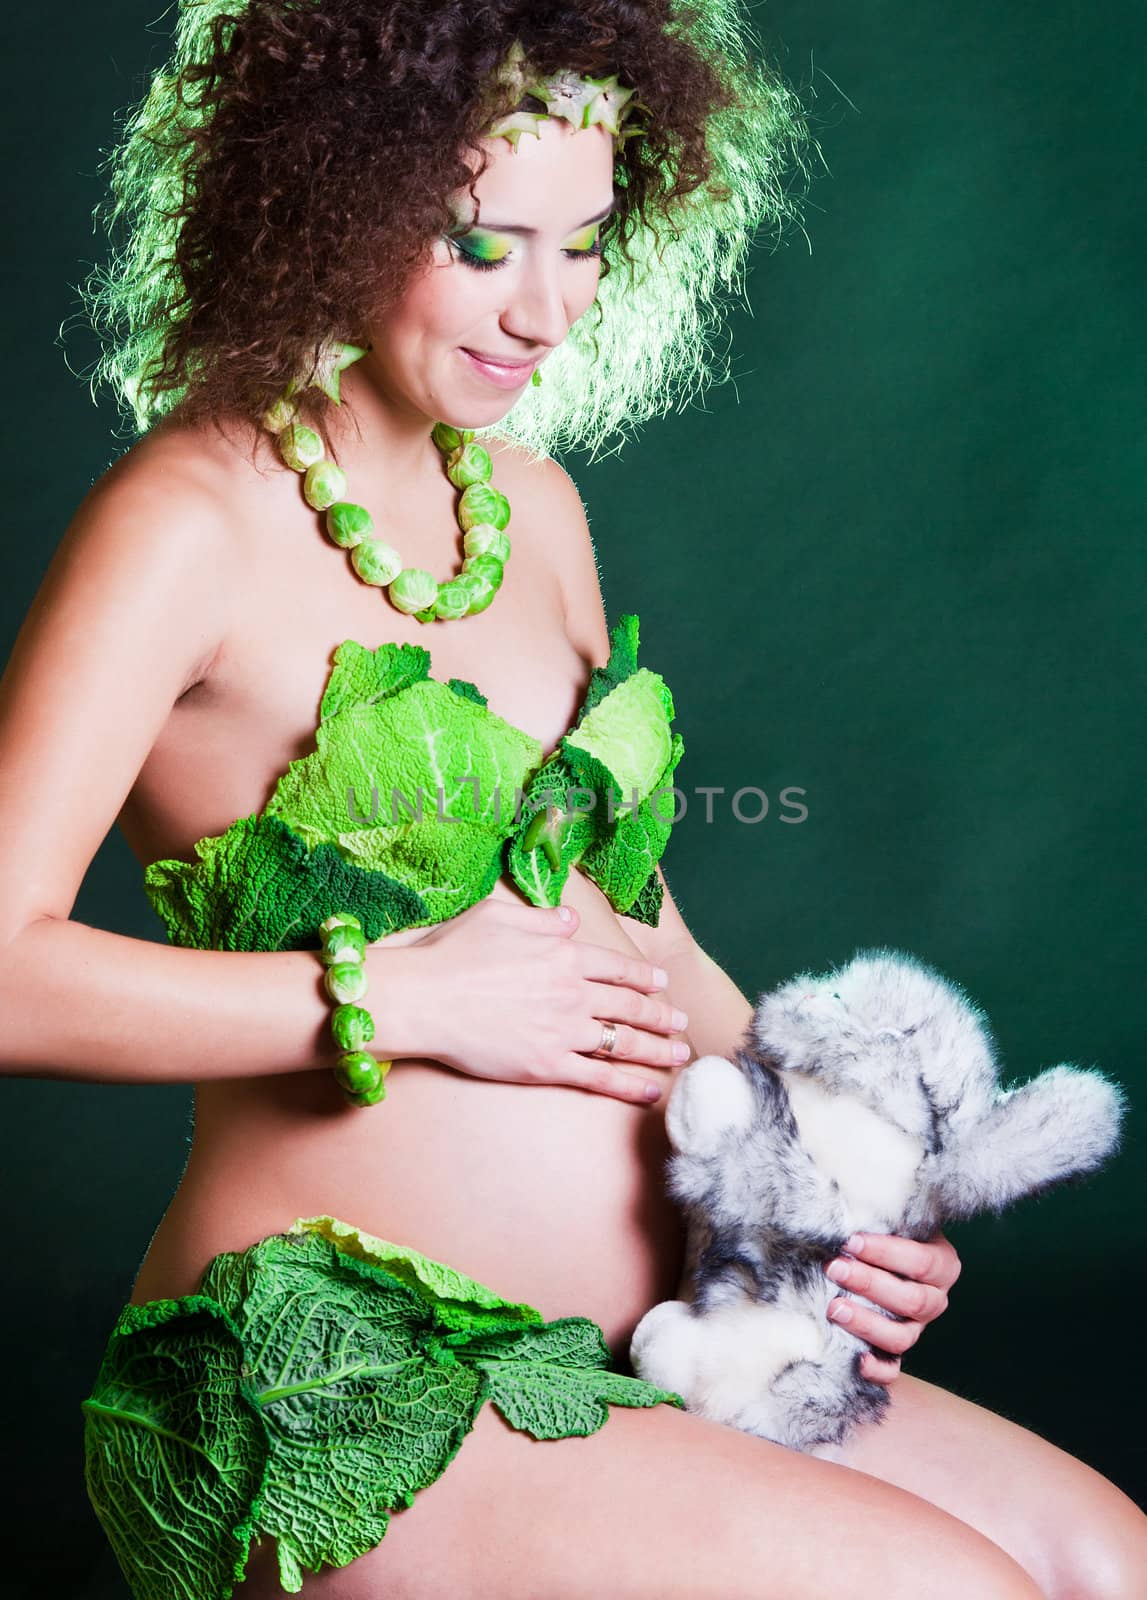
xmin=453 ymin=119 xmax=616 ymax=228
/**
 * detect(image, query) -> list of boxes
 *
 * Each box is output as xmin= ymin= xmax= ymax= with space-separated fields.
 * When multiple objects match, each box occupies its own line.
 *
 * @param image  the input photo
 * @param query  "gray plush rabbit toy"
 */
xmin=629 ymin=946 xmax=1126 ymax=1458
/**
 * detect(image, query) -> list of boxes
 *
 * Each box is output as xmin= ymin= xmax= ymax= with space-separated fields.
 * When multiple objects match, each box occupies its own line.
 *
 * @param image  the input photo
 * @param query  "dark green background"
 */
xmin=3 ymin=2 xmax=1144 ymax=1592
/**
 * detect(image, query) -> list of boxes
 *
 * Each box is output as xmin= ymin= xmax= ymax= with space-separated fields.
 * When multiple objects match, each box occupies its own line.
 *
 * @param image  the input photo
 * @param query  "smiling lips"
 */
xmin=460 ymin=347 xmax=538 ymax=388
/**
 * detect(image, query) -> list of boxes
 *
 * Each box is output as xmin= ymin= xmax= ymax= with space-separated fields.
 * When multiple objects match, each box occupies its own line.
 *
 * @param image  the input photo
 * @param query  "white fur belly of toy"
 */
xmin=782 ymin=1070 xmax=923 ymax=1229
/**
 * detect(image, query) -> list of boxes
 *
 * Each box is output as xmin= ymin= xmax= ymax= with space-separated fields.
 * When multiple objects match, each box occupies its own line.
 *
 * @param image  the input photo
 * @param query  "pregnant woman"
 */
xmin=2 ymin=3 xmax=1143 ymax=1597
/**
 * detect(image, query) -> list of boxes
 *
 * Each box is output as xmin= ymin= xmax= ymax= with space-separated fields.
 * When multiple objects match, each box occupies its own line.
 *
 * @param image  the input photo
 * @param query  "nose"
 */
xmin=497 ymin=253 xmax=575 ymax=353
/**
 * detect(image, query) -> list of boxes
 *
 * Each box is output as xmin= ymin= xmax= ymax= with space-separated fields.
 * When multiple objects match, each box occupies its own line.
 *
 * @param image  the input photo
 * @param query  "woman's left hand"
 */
xmin=823 ymin=1229 xmax=962 ymax=1386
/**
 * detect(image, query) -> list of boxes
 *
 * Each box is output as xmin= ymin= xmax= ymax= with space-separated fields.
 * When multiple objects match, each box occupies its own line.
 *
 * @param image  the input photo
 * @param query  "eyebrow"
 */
xmin=462 ymin=200 xmax=616 ymax=237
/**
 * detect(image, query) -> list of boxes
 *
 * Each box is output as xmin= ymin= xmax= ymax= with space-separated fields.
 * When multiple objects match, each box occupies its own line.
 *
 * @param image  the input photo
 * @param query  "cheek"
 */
xmin=376 ymin=253 xmax=488 ymax=351
xmin=569 ymin=266 xmax=604 ymax=324
xmin=408 ymin=252 xmax=498 ymax=340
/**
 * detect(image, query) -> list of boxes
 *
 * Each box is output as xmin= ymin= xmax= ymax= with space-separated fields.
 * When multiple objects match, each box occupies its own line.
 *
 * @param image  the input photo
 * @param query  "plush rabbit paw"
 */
xmin=665 ymin=1053 xmax=756 ymax=1157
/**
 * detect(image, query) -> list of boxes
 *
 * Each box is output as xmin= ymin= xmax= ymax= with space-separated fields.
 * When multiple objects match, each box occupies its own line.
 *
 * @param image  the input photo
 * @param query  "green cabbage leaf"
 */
xmin=507 ymin=615 xmax=684 ymax=923
xmin=81 ymin=1223 xmax=684 ymax=1599
xmin=142 ymin=615 xmax=683 ymax=950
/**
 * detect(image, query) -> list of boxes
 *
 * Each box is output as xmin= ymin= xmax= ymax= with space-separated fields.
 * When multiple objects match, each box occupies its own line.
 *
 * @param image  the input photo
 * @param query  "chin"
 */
xmin=435 ymin=397 xmax=518 ymax=431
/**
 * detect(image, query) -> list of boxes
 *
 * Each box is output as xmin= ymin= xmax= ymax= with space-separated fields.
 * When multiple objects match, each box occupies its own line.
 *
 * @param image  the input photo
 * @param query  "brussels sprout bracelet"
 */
xmin=264 ymin=340 xmax=520 ymax=623
xmin=318 ymin=912 xmax=391 ymax=1107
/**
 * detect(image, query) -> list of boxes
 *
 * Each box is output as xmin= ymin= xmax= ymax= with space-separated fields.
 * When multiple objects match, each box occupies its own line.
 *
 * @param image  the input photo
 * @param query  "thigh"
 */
xmin=825 ymin=1372 xmax=1147 ymax=1598
xmin=237 ymin=1395 xmax=1044 ymax=1600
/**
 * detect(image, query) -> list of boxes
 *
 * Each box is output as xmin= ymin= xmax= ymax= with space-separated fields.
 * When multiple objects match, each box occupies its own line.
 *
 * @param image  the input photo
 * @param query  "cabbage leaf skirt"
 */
xmin=80 ymin=1215 xmax=684 ymax=1598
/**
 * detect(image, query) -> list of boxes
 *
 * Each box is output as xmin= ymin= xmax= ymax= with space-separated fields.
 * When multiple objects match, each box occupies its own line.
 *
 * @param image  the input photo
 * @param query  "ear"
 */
xmin=665 ymin=1054 xmax=756 ymax=1157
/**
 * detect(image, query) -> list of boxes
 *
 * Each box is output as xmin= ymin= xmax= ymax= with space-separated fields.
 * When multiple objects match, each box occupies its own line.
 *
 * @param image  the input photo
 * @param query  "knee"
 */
xmin=1043 ymin=1471 xmax=1147 ymax=1600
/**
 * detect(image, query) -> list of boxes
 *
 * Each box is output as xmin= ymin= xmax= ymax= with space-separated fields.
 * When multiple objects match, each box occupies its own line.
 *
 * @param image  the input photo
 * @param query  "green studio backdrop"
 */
xmin=2 ymin=2 xmax=1143 ymax=1593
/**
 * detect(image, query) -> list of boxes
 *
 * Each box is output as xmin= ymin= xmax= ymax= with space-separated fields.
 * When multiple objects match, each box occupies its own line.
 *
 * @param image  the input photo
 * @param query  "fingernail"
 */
xmin=672 ymin=1041 xmax=691 ymax=1062
xmin=845 ymin=1233 xmax=865 ymax=1253
xmin=825 ymin=1259 xmax=848 ymax=1283
xmin=558 ymin=906 xmax=572 ymax=921
xmin=644 ymin=1082 xmax=662 ymax=1101
xmin=653 ymin=967 xmax=669 ymax=986
xmin=829 ymin=1300 xmax=853 ymax=1323
xmin=671 ymin=1008 xmax=688 ymax=1029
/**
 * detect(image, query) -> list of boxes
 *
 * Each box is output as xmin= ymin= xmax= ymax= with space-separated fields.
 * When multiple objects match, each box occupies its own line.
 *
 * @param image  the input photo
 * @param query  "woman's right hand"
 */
xmin=366 ymin=899 xmax=688 ymax=1105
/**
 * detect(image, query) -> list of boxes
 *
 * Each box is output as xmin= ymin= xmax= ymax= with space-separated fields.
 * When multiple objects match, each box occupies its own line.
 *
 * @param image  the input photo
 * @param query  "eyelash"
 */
xmin=448 ymin=235 xmax=605 ymax=273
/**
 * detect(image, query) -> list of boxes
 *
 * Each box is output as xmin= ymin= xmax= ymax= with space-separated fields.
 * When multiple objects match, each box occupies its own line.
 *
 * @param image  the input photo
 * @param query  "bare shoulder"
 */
xmin=485 ymin=434 xmax=610 ymax=666
xmin=77 ymin=412 xmax=274 ymax=676
xmin=80 ymin=409 xmax=249 ymax=542
xmin=101 ymin=407 xmax=266 ymax=516
xmin=67 ymin=420 xmax=250 ymax=675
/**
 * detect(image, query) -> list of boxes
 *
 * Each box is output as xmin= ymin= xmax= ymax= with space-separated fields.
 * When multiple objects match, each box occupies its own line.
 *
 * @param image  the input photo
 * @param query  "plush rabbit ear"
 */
xmin=665 ymin=1054 xmax=756 ymax=1157
xmin=934 ymin=1063 xmax=1128 ymax=1218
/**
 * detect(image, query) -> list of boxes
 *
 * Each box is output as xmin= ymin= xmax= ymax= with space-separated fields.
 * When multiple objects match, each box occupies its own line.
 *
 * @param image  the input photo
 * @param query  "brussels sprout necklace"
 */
xmin=263 ymin=340 xmax=526 ymax=624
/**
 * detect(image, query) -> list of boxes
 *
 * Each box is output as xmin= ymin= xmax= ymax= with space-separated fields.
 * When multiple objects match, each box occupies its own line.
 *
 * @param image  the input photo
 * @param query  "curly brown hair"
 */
xmin=80 ymin=0 xmax=819 ymax=460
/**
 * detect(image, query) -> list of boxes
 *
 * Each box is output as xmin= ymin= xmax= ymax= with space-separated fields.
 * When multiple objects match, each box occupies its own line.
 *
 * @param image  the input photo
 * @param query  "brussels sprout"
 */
xmin=434 ymin=580 xmax=474 ymax=620
xmin=491 ymin=489 xmax=512 ymax=530
xmin=320 ymin=912 xmax=361 ymax=935
xmin=335 ymin=1050 xmax=380 ymax=1091
xmin=262 ymin=395 xmax=299 ymax=434
xmin=445 ymin=443 xmax=493 ymax=490
xmin=340 ymin=1061 xmax=390 ymax=1107
xmin=432 ymin=422 xmax=463 ymax=453
xmin=462 ymin=552 xmax=504 ymax=590
xmin=351 ymin=539 xmax=403 ymax=586
xmin=325 ymin=961 xmax=368 ymax=1005
xmin=433 ymin=422 xmax=478 ymax=453
xmin=334 ymin=1051 xmax=382 ymax=1097
xmin=463 ymin=523 xmax=512 ymax=563
xmin=303 ymin=460 xmax=349 ymax=511
xmin=325 ymin=502 xmax=374 ymax=550
xmin=330 ymin=1003 xmax=375 ymax=1051
xmin=466 ymin=579 xmax=498 ymax=615
xmin=457 ymin=481 xmax=502 ymax=532
xmin=278 ymin=423 xmax=324 ymax=472
xmin=389 ymin=568 xmax=438 ymax=615
xmin=321 ymin=923 xmax=366 ymax=965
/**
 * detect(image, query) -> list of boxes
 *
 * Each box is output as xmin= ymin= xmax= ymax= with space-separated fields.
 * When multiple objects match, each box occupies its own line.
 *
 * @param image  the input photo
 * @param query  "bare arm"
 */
xmin=0 ymin=456 xmax=421 ymax=1084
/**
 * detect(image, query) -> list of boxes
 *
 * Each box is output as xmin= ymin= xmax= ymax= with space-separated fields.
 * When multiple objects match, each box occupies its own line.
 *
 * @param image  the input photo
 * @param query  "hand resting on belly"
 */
xmin=368 ymin=888 xmax=692 ymax=1103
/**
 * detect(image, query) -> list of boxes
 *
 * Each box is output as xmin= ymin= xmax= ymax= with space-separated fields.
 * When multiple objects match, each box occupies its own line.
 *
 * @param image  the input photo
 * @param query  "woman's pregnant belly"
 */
xmin=128 ymin=870 xmax=691 ymax=1357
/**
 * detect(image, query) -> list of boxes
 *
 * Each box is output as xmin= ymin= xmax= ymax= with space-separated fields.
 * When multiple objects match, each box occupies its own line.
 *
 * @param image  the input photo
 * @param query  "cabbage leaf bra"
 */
xmin=143 ymin=612 xmax=684 ymax=953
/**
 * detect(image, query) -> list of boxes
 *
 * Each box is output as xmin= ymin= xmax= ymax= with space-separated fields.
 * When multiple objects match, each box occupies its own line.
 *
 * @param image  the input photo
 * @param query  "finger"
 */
xmin=573 ymin=943 xmax=671 ymax=993
xmin=578 ymin=1016 xmax=686 ymax=1071
xmin=824 ymin=1256 xmax=948 ymax=1323
xmin=859 ymin=1349 xmax=902 ymax=1385
xmin=929 ymin=1228 xmax=963 ymax=1286
xmin=843 ymin=1231 xmax=961 ymax=1290
xmin=826 ymin=1297 xmax=923 ymax=1355
xmin=584 ymin=978 xmax=688 ymax=1039
xmin=557 ymin=1052 xmax=665 ymax=1105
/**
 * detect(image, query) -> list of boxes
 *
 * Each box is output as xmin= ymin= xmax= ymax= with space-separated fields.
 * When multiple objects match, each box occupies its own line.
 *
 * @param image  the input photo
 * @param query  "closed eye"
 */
xmin=447 ymin=231 xmax=605 ymax=273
